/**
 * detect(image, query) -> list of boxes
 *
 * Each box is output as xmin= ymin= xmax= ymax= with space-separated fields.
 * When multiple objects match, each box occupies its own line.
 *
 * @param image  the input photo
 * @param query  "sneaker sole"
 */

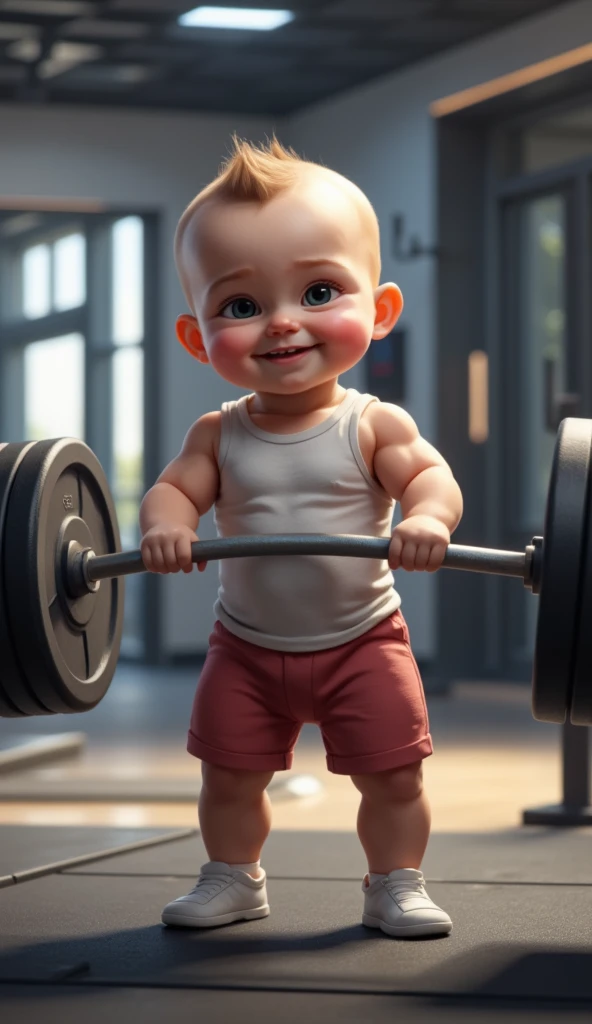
xmin=362 ymin=912 xmax=452 ymax=938
xmin=162 ymin=905 xmax=270 ymax=928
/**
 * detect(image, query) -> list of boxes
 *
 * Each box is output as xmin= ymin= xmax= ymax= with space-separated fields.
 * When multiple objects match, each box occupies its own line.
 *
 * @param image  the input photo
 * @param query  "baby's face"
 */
xmin=179 ymin=177 xmax=386 ymax=395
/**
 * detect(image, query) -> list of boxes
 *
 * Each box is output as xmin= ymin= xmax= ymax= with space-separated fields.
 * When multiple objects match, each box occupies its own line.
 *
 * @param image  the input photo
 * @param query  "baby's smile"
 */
xmin=257 ymin=344 xmax=320 ymax=362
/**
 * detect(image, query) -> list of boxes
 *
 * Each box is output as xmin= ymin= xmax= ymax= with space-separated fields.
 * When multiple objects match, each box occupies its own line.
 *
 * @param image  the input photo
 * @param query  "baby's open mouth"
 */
xmin=259 ymin=345 xmax=318 ymax=360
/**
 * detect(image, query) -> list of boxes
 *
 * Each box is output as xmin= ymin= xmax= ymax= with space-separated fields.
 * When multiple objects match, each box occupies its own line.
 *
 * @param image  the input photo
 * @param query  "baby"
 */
xmin=140 ymin=135 xmax=463 ymax=939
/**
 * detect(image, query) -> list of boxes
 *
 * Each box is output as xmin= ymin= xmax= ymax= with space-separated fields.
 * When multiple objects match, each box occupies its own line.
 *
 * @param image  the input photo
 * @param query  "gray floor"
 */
xmin=0 ymin=826 xmax=591 ymax=1018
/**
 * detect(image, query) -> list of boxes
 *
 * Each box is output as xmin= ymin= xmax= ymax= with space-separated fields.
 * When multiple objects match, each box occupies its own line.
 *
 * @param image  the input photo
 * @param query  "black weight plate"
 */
xmin=569 ymin=429 xmax=592 ymax=726
xmin=532 ymin=418 xmax=592 ymax=724
xmin=4 ymin=438 xmax=124 ymax=715
xmin=0 ymin=441 xmax=53 ymax=718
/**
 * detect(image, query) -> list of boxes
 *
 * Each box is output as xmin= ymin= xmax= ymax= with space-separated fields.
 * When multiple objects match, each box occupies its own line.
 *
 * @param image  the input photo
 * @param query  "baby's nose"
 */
xmin=265 ymin=314 xmax=300 ymax=337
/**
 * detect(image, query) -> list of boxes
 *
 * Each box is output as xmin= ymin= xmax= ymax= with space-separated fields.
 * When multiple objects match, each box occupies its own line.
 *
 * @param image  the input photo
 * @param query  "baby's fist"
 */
xmin=388 ymin=515 xmax=450 ymax=573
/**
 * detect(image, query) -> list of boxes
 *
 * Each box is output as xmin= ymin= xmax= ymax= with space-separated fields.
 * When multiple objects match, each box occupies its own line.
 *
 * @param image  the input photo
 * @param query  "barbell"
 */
xmin=0 ymin=417 xmax=591 ymax=725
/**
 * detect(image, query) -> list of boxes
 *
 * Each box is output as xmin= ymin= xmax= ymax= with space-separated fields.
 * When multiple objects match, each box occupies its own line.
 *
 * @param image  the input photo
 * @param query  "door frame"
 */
xmin=493 ymin=163 xmax=592 ymax=679
xmin=436 ymin=87 xmax=592 ymax=685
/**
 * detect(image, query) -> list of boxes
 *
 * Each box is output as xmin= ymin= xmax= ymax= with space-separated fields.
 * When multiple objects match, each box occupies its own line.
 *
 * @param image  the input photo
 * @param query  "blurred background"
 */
xmin=0 ymin=0 xmax=590 ymax=833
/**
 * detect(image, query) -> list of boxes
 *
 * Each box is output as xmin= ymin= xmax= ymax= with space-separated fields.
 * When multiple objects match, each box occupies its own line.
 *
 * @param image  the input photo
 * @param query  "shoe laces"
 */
xmin=188 ymin=870 xmax=234 ymax=903
xmin=383 ymin=876 xmax=427 ymax=906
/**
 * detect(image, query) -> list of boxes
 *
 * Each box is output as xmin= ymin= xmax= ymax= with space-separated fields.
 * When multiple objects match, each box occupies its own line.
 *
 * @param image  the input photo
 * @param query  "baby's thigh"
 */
xmin=317 ymin=614 xmax=432 ymax=774
xmin=188 ymin=627 xmax=301 ymax=770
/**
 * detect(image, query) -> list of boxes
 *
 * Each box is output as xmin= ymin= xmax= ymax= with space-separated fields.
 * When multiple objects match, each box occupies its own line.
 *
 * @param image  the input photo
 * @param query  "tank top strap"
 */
xmin=348 ymin=391 xmax=390 ymax=498
xmin=218 ymin=397 xmax=241 ymax=471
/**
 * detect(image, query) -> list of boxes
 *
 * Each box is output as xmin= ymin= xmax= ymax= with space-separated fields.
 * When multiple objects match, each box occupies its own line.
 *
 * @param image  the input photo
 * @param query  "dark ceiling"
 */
xmin=0 ymin=0 xmax=576 ymax=116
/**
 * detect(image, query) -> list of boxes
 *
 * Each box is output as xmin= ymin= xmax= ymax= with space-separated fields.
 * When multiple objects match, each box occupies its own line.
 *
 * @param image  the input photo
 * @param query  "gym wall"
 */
xmin=0 ymin=0 xmax=591 ymax=662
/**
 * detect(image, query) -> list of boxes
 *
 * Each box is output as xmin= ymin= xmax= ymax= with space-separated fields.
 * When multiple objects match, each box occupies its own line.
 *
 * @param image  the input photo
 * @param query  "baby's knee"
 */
xmin=201 ymin=761 xmax=274 ymax=802
xmin=352 ymin=760 xmax=424 ymax=803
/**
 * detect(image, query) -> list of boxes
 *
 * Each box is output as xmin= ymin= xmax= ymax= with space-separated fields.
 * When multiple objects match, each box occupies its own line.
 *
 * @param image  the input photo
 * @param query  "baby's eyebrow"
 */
xmin=206 ymin=266 xmax=253 ymax=299
xmin=293 ymin=258 xmax=348 ymax=272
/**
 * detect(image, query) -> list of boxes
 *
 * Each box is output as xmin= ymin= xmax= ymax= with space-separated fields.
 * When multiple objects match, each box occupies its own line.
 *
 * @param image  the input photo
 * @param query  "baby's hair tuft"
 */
xmin=215 ymin=133 xmax=308 ymax=202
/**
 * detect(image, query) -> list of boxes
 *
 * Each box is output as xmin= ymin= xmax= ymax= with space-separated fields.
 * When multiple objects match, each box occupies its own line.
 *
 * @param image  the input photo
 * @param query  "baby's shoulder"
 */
xmin=364 ymin=400 xmax=417 ymax=448
xmin=184 ymin=409 xmax=222 ymax=463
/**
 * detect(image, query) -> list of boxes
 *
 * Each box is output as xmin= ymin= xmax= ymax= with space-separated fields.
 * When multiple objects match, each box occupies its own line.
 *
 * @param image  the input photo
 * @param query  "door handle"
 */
xmin=543 ymin=357 xmax=580 ymax=431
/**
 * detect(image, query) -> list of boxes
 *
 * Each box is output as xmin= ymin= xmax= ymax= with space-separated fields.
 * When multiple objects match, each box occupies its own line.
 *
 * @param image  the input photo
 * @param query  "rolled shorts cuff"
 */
xmin=187 ymin=730 xmax=294 ymax=772
xmin=325 ymin=734 xmax=434 ymax=775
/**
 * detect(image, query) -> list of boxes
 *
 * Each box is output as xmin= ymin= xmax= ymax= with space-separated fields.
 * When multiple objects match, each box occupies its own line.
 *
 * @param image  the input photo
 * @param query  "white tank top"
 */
xmin=212 ymin=387 xmax=401 ymax=651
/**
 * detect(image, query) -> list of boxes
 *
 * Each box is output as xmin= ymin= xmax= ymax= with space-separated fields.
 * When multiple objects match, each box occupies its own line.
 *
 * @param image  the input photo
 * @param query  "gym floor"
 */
xmin=1 ymin=668 xmax=590 ymax=1024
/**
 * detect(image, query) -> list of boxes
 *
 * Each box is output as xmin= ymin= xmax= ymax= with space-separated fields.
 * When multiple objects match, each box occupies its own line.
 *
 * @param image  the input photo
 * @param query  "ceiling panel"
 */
xmin=188 ymin=50 xmax=301 ymax=78
xmin=0 ymin=0 xmax=577 ymax=115
xmin=326 ymin=0 xmax=438 ymax=18
xmin=61 ymin=19 xmax=151 ymax=38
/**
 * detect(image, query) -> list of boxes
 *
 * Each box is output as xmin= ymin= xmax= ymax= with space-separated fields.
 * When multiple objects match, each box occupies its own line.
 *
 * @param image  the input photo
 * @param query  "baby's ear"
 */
xmin=176 ymin=315 xmax=209 ymax=363
xmin=372 ymin=283 xmax=403 ymax=339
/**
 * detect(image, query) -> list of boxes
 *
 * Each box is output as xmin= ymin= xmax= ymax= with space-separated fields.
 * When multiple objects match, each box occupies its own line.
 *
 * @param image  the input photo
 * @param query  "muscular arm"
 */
xmin=372 ymin=403 xmax=463 ymax=532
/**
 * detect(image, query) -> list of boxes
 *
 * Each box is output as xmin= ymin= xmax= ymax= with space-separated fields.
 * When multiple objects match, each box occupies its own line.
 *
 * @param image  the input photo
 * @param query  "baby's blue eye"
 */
xmin=221 ymin=298 xmax=258 ymax=319
xmin=303 ymin=283 xmax=339 ymax=307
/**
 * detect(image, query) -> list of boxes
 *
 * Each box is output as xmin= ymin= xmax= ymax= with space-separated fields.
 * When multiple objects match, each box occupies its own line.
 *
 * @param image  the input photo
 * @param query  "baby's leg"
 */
xmin=199 ymin=762 xmax=275 ymax=873
xmin=351 ymin=761 xmax=430 ymax=872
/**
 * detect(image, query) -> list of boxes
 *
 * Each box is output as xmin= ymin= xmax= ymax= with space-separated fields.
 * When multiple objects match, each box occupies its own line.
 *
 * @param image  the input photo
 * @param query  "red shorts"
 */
xmin=187 ymin=609 xmax=433 ymax=775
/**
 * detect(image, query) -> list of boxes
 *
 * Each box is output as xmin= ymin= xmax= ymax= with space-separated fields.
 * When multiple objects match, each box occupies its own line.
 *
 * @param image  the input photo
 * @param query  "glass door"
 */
xmin=499 ymin=183 xmax=583 ymax=676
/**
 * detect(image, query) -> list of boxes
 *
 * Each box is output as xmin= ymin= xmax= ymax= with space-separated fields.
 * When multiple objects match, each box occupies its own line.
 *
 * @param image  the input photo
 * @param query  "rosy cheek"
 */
xmin=311 ymin=310 xmax=369 ymax=354
xmin=208 ymin=323 xmax=259 ymax=366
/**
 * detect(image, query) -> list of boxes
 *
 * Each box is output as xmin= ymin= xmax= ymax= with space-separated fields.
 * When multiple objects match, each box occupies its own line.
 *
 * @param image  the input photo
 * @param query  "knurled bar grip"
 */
xmin=83 ymin=535 xmax=527 ymax=584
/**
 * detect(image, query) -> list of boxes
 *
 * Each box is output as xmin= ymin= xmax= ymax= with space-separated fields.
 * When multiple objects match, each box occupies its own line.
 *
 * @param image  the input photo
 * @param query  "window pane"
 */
xmin=112 ymin=346 xmax=144 ymax=654
xmin=24 ymin=333 xmax=85 ymax=440
xmin=54 ymin=233 xmax=86 ymax=310
xmin=112 ymin=345 xmax=144 ymax=514
xmin=23 ymin=244 xmax=51 ymax=319
xmin=517 ymin=195 xmax=566 ymax=531
xmin=112 ymin=216 xmax=144 ymax=345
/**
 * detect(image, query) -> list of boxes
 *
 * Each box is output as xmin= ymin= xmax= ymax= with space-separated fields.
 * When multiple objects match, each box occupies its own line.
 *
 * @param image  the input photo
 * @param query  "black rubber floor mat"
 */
xmin=1 ymin=873 xmax=592 ymax=1000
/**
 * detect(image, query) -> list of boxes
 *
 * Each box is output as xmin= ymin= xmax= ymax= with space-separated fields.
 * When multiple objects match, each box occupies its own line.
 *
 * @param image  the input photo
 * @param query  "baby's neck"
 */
xmin=248 ymin=381 xmax=346 ymax=418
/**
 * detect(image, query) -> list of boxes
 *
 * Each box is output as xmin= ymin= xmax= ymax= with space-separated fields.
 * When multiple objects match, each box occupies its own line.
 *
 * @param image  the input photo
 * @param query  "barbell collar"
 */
xmin=80 ymin=534 xmax=528 ymax=588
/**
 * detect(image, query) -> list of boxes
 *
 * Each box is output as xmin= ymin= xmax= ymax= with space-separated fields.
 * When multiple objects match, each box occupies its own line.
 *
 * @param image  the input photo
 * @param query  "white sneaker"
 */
xmin=362 ymin=867 xmax=452 ymax=938
xmin=161 ymin=861 xmax=270 ymax=928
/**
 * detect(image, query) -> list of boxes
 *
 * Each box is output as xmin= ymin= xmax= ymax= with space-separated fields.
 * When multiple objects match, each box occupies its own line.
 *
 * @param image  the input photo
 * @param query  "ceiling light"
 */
xmin=178 ymin=6 xmax=294 ymax=31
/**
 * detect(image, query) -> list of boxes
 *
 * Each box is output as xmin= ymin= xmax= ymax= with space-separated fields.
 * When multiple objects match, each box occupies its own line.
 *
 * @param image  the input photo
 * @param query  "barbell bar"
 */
xmin=73 ymin=535 xmax=535 ymax=590
xmin=0 ymin=417 xmax=590 ymax=724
